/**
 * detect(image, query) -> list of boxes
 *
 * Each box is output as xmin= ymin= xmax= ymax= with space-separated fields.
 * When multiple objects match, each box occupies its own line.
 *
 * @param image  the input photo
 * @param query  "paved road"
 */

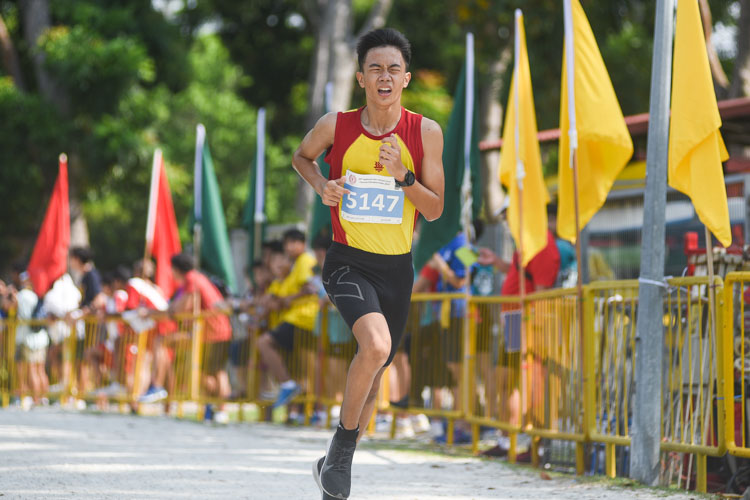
xmin=0 ymin=408 xmax=693 ymax=499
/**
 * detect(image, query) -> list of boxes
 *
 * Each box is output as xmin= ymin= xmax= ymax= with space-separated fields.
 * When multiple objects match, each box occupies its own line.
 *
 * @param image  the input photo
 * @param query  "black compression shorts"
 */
xmin=322 ymin=242 xmax=414 ymax=367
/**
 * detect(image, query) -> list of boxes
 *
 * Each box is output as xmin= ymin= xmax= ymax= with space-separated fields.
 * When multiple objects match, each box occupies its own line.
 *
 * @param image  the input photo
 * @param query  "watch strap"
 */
xmin=395 ymin=170 xmax=415 ymax=187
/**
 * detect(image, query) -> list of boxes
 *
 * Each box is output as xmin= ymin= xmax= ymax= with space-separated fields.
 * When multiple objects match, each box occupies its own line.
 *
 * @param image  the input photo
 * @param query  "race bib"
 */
xmin=341 ymin=170 xmax=405 ymax=224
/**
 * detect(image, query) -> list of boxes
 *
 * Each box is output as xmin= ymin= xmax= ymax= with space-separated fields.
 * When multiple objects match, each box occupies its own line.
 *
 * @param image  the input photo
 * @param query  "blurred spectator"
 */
xmin=69 ymin=247 xmax=106 ymax=315
xmin=477 ymin=207 xmax=560 ymax=458
xmin=14 ymin=271 xmax=49 ymax=406
xmin=68 ymin=247 xmax=107 ymax=396
xmin=478 ymin=220 xmax=560 ymax=295
xmin=123 ymin=261 xmax=173 ymax=405
xmin=257 ymin=229 xmax=319 ymax=410
xmin=43 ymin=273 xmax=81 ymax=394
xmin=96 ymin=268 xmax=129 ymax=401
xmin=170 ymin=253 xmax=232 ymax=424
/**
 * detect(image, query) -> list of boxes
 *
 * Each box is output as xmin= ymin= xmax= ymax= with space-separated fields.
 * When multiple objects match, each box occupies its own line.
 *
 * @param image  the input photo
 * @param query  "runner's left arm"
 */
xmin=378 ymin=118 xmax=444 ymax=221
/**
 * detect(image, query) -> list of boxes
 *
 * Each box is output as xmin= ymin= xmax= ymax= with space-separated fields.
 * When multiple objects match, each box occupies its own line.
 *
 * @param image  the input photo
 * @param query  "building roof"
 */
xmin=478 ymin=96 xmax=750 ymax=152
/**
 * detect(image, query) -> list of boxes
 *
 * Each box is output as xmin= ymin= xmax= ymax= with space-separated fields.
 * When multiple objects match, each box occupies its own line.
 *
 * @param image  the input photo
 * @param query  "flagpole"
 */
xmin=461 ymin=32 xmax=475 ymax=420
xmin=194 ymin=124 xmax=206 ymax=271
xmin=191 ymin=124 xmax=206 ymax=405
xmin=254 ymin=109 xmax=266 ymax=263
xmin=143 ymin=148 xmax=162 ymax=280
xmin=563 ymin=0 xmax=587 ymax=459
xmin=513 ymin=8 xmax=529 ymax=431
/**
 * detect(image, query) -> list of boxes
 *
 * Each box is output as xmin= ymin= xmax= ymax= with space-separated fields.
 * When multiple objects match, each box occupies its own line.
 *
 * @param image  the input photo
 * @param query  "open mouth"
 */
xmin=377 ymin=87 xmax=392 ymax=97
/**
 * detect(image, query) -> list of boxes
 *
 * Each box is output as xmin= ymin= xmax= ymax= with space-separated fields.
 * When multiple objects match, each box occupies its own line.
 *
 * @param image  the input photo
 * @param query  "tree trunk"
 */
xmin=698 ymin=0 xmax=730 ymax=97
xmin=297 ymin=0 xmax=392 ymax=220
xmin=0 ymin=12 xmax=25 ymax=90
xmin=19 ymin=0 xmax=69 ymax=114
xmin=730 ymin=0 xmax=750 ymax=99
xmin=479 ymin=46 xmax=512 ymax=222
xmin=20 ymin=1 xmax=87 ymax=247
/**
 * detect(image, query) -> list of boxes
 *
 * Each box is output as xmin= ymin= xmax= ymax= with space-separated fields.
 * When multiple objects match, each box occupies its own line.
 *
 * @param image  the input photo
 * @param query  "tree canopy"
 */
xmin=0 ymin=0 xmax=746 ymax=272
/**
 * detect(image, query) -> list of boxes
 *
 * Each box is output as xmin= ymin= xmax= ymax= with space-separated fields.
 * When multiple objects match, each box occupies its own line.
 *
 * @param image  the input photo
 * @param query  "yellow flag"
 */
xmin=499 ymin=12 xmax=549 ymax=267
xmin=669 ymin=0 xmax=730 ymax=247
xmin=558 ymin=0 xmax=633 ymax=242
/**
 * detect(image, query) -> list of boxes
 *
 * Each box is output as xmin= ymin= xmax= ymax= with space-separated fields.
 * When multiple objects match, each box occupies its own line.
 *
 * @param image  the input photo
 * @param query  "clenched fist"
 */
xmin=320 ymin=176 xmax=351 ymax=207
xmin=379 ymin=134 xmax=408 ymax=181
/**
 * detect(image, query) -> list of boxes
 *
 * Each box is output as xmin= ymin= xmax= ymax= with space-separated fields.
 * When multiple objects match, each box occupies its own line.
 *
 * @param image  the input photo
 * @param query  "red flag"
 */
xmin=145 ymin=149 xmax=181 ymax=297
xmin=27 ymin=154 xmax=70 ymax=296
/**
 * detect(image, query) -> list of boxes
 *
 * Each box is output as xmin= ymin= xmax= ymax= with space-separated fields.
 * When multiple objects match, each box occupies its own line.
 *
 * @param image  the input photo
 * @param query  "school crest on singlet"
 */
xmin=325 ymin=107 xmax=423 ymax=255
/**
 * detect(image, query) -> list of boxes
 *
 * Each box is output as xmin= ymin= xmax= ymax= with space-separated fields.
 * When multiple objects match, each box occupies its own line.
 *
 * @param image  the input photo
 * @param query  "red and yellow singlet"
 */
xmin=325 ymin=107 xmax=423 ymax=255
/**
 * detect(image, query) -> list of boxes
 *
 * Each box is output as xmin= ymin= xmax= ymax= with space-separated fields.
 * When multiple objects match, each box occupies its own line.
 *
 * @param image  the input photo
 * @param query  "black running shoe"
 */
xmin=312 ymin=456 xmax=337 ymax=500
xmin=317 ymin=435 xmax=355 ymax=499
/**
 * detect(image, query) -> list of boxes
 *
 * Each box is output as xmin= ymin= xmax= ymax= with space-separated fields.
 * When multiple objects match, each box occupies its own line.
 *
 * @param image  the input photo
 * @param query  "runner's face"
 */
xmin=357 ymin=46 xmax=410 ymax=107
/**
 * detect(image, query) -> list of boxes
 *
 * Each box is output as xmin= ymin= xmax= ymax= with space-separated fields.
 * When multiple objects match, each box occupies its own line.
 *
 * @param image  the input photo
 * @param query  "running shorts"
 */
xmin=322 ymin=242 xmax=414 ymax=367
xmin=269 ymin=322 xmax=297 ymax=352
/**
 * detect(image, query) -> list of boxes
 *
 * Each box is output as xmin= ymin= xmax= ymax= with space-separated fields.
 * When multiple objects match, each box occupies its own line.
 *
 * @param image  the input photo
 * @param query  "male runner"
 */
xmin=292 ymin=28 xmax=444 ymax=500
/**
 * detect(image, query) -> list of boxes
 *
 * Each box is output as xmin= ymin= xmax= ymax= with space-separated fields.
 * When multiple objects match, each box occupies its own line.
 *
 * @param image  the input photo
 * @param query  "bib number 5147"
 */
xmin=345 ymin=192 xmax=400 ymax=213
xmin=341 ymin=185 xmax=405 ymax=224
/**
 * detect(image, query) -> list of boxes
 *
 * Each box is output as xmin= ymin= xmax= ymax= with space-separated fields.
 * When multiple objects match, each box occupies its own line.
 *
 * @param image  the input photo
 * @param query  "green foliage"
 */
xmin=0 ymin=0 xmax=744 ymax=274
xmin=400 ymin=70 xmax=454 ymax=129
xmin=0 ymin=78 xmax=65 ymax=264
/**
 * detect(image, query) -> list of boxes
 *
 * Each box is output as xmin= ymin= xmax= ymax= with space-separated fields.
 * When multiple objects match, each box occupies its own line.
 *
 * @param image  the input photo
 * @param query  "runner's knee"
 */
xmin=360 ymin=335 xmax=390 ymax=365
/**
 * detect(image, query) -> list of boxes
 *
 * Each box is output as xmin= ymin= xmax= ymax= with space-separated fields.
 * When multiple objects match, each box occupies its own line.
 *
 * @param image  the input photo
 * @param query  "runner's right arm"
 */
xmin=292 ymin=112 xmax=350 ymax=207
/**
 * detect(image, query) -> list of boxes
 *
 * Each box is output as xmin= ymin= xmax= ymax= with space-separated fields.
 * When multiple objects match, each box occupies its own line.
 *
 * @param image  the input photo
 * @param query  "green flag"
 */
xmin=413 ymin=56 xmax=481 ymax=271
xmin=308 ymin=153 xmax=332 ymax=243
xmin=194 ymin=124 xmax=237 ymax=293
xmin=244 ymin=109 xmax=266 ymax=268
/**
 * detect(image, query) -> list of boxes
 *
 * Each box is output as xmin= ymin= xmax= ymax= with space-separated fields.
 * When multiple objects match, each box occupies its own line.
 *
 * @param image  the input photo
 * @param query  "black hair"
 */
xmin=262 ymin=240 xmax=284 ymax=254
xmin=282 ymin=228 xmax=306 ymax=244
xmin=113 ymin=265 xmax=131 ymax=284
xmin=133 ymin=259 xmax=154 ymax=279
xmin=312 ymin=232 xmax=332 ymax=251
xmin=71 ymin=246 xmax=94 ymax=264
xmin=170 ymin=253 xmax=194 ymax=273
xmin=251 ymin=259 xmax=264 ymax=270
xmin=101 ymin=271 xmax=114 ymax=286
xmin=546 ymin=204 xmax=558 ymax=217
xmin=356 ymin=28 xmax=411 ymax=71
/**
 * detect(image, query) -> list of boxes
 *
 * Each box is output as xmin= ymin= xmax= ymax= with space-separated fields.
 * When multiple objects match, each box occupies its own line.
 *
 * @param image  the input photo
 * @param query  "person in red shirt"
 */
xmin=478 ymin=230 xmax=560 ymax=295
xmin=170 ymin=253 xmax=232 ymax=423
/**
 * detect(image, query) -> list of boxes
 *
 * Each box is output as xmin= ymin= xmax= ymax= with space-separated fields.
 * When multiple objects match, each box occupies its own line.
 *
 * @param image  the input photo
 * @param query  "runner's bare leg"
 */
xmin=338 ymin=312 xmax=391 ymax=431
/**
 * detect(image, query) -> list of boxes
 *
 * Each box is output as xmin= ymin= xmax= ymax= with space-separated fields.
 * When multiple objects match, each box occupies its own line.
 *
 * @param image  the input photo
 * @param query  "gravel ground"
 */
xmin=0 ymin=407 xmax=698 ymax=499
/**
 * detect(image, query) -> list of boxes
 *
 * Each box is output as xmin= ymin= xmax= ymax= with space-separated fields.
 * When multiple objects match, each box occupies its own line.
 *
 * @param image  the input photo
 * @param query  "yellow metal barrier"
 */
xmin=389 ymin=293 xmax=465 ymax=444
xmin=0 ymin=318 xmax=15 ymax=407
xmin=585 ymin=281 xmax=639 ymax=476
xmin=0 ymin=277 xmax=732 ymax=493
xmin=315 ymin=304 xmax=357 ymax=428
xmin=464 ymin=295 xmax=523 ymax=459
xmin=524 ymin=288 xmax=586 ymax=472
xmin=586 ymin=277 xmax=724 ymax=490
xmin=722 ymin=272 xmax=750 ymax=459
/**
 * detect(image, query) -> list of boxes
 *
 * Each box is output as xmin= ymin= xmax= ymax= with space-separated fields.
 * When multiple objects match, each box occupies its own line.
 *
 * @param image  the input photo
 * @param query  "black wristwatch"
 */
xmin=395 ymin=170 xmax=416 ymax=187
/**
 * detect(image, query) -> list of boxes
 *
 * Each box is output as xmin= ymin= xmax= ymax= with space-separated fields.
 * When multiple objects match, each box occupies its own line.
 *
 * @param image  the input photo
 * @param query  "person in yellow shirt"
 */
xmin=257 ymin=229 xmax=319 ymax=409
